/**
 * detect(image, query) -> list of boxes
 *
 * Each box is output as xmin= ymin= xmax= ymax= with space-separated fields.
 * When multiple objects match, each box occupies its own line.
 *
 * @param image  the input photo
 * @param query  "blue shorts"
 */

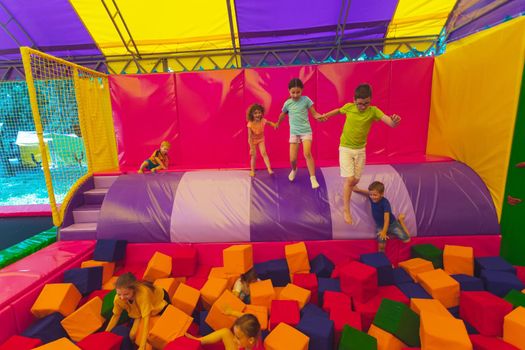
xmin=145 ymin=159 xmax=160 ymax=170
xmin=377 ymin=220 xmax=409 ymax=242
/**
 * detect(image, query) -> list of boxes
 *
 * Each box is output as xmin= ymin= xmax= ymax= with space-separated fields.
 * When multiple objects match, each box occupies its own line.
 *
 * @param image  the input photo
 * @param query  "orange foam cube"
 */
xmin=417 ymin=269 xmax=460 ymax=308
xmin=223 ymin=244 xmax=253 ymax=274
xmin=33 ymin=338 xmax=80 ymax=349
xmin=148 ymin=305 xmax=194 ymax=349
xmin=278 ymin=283 xmax=311 ymax=309
xmin=274 ymin=286 xmax=284 ymax=299
xmin=250 ymin=279 xmax=275 ymax=309
xmin=31 ymin=283 xmax=82 ymax=318
xmin=81 ymin=260 xmax=115 ymax=284
xmin=209 ymin=266 xmax=239 ymax=289
xmin=443 ymin=245 xmax=474 ymax=276
xmin=398 ymin=258 xmax=434 ymax=282
xmin=205 ymin=290 xmax=246 ymax=331
xmin=244 ymin=304 xmax=269 ymax=330
xmin=503 ymin=306 xmax=525 ymax=349
xmin=102 ymin=276 xmax=118 ymax=290
xmin=264 ymin=322 xmax=309 ymax=350
xmin=143 ymin=252 xmax=172 ymax=282
xmin=60 ymin=297 xmax=105 ymax=342
xmin=285 ymin=242 xmax=310 ymax=274
xmin=420 ymin=310 xmax=472 ymax=350
xmin=201 ymin=278 xmax=228 ymax=309
xmin=410 ymin=298 xmax=451 ymax=318
xmin=368 ymin=324 xmax=406 ymax=350
xmin=154 ymin=277 xmax=184 ymax=299
xmin=171 ymin=283 xmax=200 ymax=316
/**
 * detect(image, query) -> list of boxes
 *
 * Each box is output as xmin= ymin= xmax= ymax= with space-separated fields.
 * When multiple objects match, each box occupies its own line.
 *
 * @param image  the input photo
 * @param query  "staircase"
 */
xmin=59 ymin=175 xmax=118 ymax=240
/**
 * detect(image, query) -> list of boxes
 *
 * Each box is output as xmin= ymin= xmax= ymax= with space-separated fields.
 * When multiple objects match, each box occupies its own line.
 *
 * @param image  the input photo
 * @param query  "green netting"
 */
xmin=0 ymin=226 xmax=57 ymax=268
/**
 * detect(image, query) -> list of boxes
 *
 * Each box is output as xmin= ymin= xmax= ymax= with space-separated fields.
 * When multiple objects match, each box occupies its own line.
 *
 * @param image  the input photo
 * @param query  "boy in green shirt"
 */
xmin=321 ymin=84 xmax=401 ymax=224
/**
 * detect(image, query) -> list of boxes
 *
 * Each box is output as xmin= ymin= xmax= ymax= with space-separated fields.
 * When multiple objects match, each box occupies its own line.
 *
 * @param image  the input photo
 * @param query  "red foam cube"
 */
xmin=340 ymin=261 xmax=378 ymax=303
xmin=165 ymin=336 xmax=203 ymax=350
xmin=460 ymin=291 xmax=514 ymax=337
xmin=469 ymin=334 xmax=519 ymax=350
xmin=269 ymin=299 xmax=300 ymax=330
xmin=330 ymin=307 xmax=362 ymax=346
xmin=322 ymin=291 xmax=351 ymax=314
xmin=77 ymin=331 xmax=123 ymax=350
xmin=0 ymin=335 xmax=42 ymax=350
xmin=171 ymin=246 xmax=198 ymax=277
xmin=292 ymin=273 xmax=318 ymax=305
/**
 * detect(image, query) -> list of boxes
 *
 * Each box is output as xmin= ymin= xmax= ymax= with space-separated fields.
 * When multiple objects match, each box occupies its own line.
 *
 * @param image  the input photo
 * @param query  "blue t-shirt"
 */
xmin=369 ymin=197 xmax=397 ymax=228
xmin=282 ymin=96 xmax=314 ymax=135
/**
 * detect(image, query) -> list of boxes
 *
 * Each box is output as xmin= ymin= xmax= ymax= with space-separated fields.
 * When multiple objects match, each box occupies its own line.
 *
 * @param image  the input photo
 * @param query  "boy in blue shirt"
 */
xmin=354 ymin=181 xmax=410 ymax=252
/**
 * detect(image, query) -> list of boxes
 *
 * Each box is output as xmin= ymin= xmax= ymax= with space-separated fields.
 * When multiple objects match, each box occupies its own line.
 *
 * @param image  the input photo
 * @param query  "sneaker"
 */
xmin=249 ymin=170 xmax=255 ymax=177
xmin=310 ymin=176 xmax=320 ymax=189
xmin=288 ymin=169 xmax=297 ymax=181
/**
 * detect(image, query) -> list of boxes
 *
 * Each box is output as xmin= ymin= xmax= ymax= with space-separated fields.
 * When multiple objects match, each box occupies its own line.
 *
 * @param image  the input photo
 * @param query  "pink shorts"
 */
xmin=289 ymin=133 xmax=313 ymax=144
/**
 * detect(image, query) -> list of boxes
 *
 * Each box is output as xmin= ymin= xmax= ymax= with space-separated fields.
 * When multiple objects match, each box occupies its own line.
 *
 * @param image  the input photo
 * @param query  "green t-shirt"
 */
xmin=339 ymin=103 xmax=384 ymax=149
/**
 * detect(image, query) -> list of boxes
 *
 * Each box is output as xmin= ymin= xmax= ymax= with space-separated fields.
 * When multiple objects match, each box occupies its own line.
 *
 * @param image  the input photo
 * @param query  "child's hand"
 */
xmin=391 ymin=114 xmax=401 ymax=126
xmin=222 ymin=304 xmax=234 ymax=316
xmin=378 ymin=231 xmax=389 ymax=241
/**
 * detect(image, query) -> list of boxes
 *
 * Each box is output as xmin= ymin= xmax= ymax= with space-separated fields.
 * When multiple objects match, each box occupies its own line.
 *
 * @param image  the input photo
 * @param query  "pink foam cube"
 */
xmin=460 ymin=291 xmax=513 ymax=337
xmin=269 ymin=299 xmax=300 ymax=330
xmin=340 ymin=261 xmax=378 ymax=303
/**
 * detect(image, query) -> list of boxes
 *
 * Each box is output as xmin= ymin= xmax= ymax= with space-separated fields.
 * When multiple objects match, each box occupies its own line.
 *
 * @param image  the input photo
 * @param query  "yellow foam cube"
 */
xmin=81 ymin=260 xmax=115 ymax=284
xmin=201 ymin=278 xmax=228 ymax=309
xmin=148 ymin=305 xmax=193 ymax=349
xmin=33 ymin=338 xmax=80 ymax=349
xmin=143 ymin=252 xmax=172 ymax=282
xmin=417 ymin=269 xmax=460 ymax=308
xmin=60 ymin=297 xmax=105 ymax=342
xmin=443 ymin=245 xmax=474 ymax=276
xmin=264 ymin=322 xmax=309 ymax=350
xmin=420 ymin=310 xmax=472 ymax=350
xmin=278 ymin=283 xmax=311 ymax=309
xmin=368 ymin=324 xmax=406 ymax=350
xmin=209 ymin=266 xmax=239 ymax=289
xmin=250 ymin=279 xmax=275 ymax=309
xmin=223 ymin=244 xmax=253 ymax=274
xmin=102 ymin=276 xmax=118 ymax=290
xmin=31 ymin=283 xmax=82 ymax=318
xmin=244 ymin=304 xmax=268 ymax=330
xmin=398 ymin=258 xmax=434 ymax=282
xmin=154 ymin=277 xmax=184 ymax=299
xmin=205 ymin=290 xmax=246 ymax=331
xmin=410 ymin=298 xmax=451 ymax=318
xmin=503 ymin=306 xmax=525 ymax=349
xmin=171 ymin=283 xmax=200 ymax=316
xmin=285 ymin=242 xmax=310 ymax=274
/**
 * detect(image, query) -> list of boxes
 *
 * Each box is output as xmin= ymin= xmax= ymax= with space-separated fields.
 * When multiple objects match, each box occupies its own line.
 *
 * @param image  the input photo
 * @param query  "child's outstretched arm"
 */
xmin=353 ymin=186 xmax=369 ymax=196
xmin=266 ymin=120 xmax=277 ymax=128
xmin=275 ymin=112 xmax=287 ymax=128
xmin=309 ymin=106 xmax=322 ymax=120
xmin=378 ymin=212 xmax=390 ymax=241
xmin=380 ymin=114 xmax=401 ymax=127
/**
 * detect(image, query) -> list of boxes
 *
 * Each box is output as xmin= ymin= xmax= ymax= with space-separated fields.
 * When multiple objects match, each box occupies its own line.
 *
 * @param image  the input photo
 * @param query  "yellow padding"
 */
xmin=60 ymin=297 xmax=105 ymax=342
xmin=31 ymin=283 xmax=82 ymax=318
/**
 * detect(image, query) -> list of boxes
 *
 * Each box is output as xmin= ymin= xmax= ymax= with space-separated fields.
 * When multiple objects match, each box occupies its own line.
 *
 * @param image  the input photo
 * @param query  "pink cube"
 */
xmin=340 ymin=261 xmax=378 ymax=303
xmin=322 ymin=291 xmax=351 ymax=313
xmin=165 ymin=336 xmax=203 ymax=350
xmin=269 ymin=299 xmax=300 ymax=330
xmin=293 ymin=273 xmax=318 ymax=305
xmin=171 ymin=246 xmax=198 ymax=277
xmin=77 ymin=331 xmax=123 ymax=350
xmin=0 ymin=335 xmax=42 ymax=350
xmin=330 ymin=307 xmax=362 ymax=346
xmin=469 ymin=334 xmax=519 ymax=350
xmin=460 ymin=291 xmax=513 ymax=337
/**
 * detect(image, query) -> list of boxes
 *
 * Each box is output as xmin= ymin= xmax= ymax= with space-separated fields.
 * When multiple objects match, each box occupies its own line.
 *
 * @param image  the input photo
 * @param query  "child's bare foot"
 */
xmin=288 ymin=169 xmax=297 ymax=181
xmin=344 ymin=210 xmax=353 ymax=224
xmin=268 ymin=169 xmax=274 ymax=175
xmin=137 ymin=169 xmax=143 ymax=174
xmin=310 ymin=176 xmax=320 ymax=189
xmin=249 ymin=170 xmax=255 ymax=177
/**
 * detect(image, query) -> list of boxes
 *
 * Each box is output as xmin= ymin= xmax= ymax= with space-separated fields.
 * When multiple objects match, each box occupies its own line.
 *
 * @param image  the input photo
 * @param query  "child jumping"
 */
xmin=354 ymin=181 xmax=410 ymax=252
xmin=321 ymin=84 xmax=401 ymax=223
xmin=137 ymin=140 xmax=170 ymax=173
xmin=276 ymin=78 xmax=322 ymax=189
xmin=247 ymin=104 xmax=276 ymax=177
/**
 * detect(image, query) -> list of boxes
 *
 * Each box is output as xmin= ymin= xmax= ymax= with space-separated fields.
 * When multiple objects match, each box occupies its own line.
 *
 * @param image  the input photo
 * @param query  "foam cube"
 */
xmin=368 ymin=324 xmax=407 ymax=349
xmin=323 ymin=291 xmax=351 ymax=314
xmin=148 ymin=305 xmax=193 ymax=348
xmin=451 ymin=274 xmax=485 ymax=291
xmin=269 ymin=299 xmax=300 ymax=329
xmin=63 ymin=267 xmax=103 ymax=296
xmin=285 ymin=242 xmax=310 ymax=274
xmin=199 ymin=310 xmax=214 ymax=336
xmin=417 ymin=269 xmax=460 ymax=308
xmin=200 ymin=278 xmax=228 ymax=309
xmin=76 ymin=332 xmax=123 ymax=350
xmin=330 ymin=308 xmax=362 ymax=346
xmin=443 ymin=245 xmax=474 ymax=276
xmin=93 ymin=240 xmax=127 ymax=262
xmin=0 ymin=335 xmax=42 ymax=350
xmin=310 ymin=254 xmax=334 ymax=278
xmin=469 ymin=334 xmax=519 ymax=350
xmin=61 ymin=297 xmax=105 ymax=341
xmin=205 ymin=290 xmax=246 ymax=331
xmin=31 ymin=283 xmax=82 ymax=318
xmin=516 ymin=265 xmax=525 ymax=285
xmin=250 ymin=279 xmax=275 ymax=308
xmin=154 ymin=277 xmax=185 ymax=299
xmin=398 ymin=258 xmax=434 ymax=282
xmin=339 ymin=325 xmax=377 ymax=350
xmin=503 ymin=306 xmax=525 ymax=349
xmin=81 ymin=260 xmax=115 ymax=284
xmin=22 ymin=312 xmax=68 ymax=344
xmin=475 ymin=256 xmax=515 ymax=276
xmin=397 ymin=282 xmax=432 ymax=299
xmin=164 ymin=336 xmax=202 ymax=350
xmin=302 ymin=303 xmax=329 ymax=319
xmin=340 ymin=261 xmax=378 ymax=303
xmin=208 ymin=267 xmax=239 ymax=289
xmin=504 ymin=289 xmax=525 ymax=308
xmin=481 ymin=270 xmax=524 ymax=297
xmin=110 ymin=325 xmax=134 ymax=350
xmin=171 ymin=246 xmax=198 ymax=277
xmin=264 ymin=322 xmax=309 ymax=350
xmin=172 ymin=283 xmax=200 ymax=316
xmin=293 ymin=273 xmax=318 ymax=305
xmin=297 ymin=314 xmax=334 ymax=350
xmin=102 ymin=276 xmax=118 ymax=290
xmin=373 ymin=299 xmax=420 ymax=347
xmin=223 ymin=244 xmax=253 ymax=274
xmin=410 ymin=298 xmax=450 ymax=318
xmin=33 ymin=338 xmax=80 ymax=349
xmin=393 ymin=268 xmax=413 ymax=285
xmin=278 ymin=283 xmax=311 ymax=309
xmin=411 ymin=244 xmax=443 ymax=269
xmin=255 ymin=259 xmax=291 ymax=287
xmin=360 ymin=252 xmax=394 ymax=286
xmin=142 ymin=252 xmax=172 ymax=282
xmin=274 ymin=286 xmax=284 ymax=299
xmin=317 ymin=277 xmax=341 ymax=305
xmin=244 ymin=304 xmax=269 ymax=330
xmin=420 ymin=311 xmax=471 ymax=350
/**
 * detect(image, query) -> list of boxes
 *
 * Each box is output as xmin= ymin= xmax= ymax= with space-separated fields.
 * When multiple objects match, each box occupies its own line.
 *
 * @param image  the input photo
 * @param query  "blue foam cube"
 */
xmin=451 ymin=274 xmax=484 ymax=291
xmin=481 ymin=270 xmax=524 ymax=297
xmin=22 ymin=312 xmax=68 ymax=344
xmin=200 ymin=310 xmax=214 ymax=336
xmin=93 ymin=239 xmax=127 ymax=262
xmin=255 ymin=259 xmax=290 ymax=287
xmin=111 ymin=325 xmax=134 ymax=350
xmin=301 ymin=303 xmax=329 ymax=319
xmin=297 ymin=314 xmax=334 ymax=350
xmin=317 ymin=278 xmax=341 ymax=305
xmin=475 ymin=256 xmax=515 ymax=276
xmin=360 ymin=252 xmax=393 ymax=286
xmin=63 ymin=266 xmax=103 ymax=296
xmin=393 ymin=268 xmax=413 ymax=285
xmin=310 ymin=254 xmax=335 ymax=278
xmin=397 ymin=282 xmax=432 ymax=299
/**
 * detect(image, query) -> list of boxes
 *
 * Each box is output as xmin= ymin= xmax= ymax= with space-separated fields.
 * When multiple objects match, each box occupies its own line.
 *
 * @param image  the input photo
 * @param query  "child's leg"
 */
xmin=258 ymin=142 xmax=273 ymax=174
xmin=378 ymin=241 xmax=386 ymax=252
xmin=343 ymin=176 xmax=359 ymax=224
xmin=138 ymin=161 xmax=148 ymax=173
xmin=289 ymin=142 xmax=300 ymax=181
xmin=390 ymin=219 xmax=411 ymax=243
xmin=189 ymin=328 xmax=236 ymax=350
xmin=250 ymin=144 xmax=257 ymax=176
xmin=302 ymin=140 xmax=319 ymax=189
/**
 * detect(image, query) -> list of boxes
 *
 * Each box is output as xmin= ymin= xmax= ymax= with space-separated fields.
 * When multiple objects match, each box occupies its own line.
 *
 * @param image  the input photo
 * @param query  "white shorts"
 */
xmin=289 ymin=133 xmax=313 ymax=144
xmin=339 ymin=146 xmax=366 ymax=178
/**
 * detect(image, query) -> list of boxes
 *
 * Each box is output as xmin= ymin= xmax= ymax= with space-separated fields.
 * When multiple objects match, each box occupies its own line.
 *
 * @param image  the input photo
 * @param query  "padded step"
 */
xmin=83 ymin=188 xmax=108 ymax=205
xmin=94 ymin=175 xmax=119 ymax=189
xmin=73 ymin=204 xmax=101 ymax=224
xmin=59 ymin=223 xmax=97 ymax=240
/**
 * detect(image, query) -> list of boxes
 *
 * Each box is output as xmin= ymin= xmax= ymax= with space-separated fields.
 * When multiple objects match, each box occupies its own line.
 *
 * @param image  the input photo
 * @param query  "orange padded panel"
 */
xmin=410 ymin=298 xmax=451 ymax=318
xmin=208 ymin=267 xmax=239 ymax=289
xmin=154 ymin=277 xmax=184 ymax=299
xmin=368 ymin=324 xmax=406 ymax=350
xmin=420 ymin=310 xmax=472 ymax=350
xmin=244 ymin=304 xmax=269 ymax=331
